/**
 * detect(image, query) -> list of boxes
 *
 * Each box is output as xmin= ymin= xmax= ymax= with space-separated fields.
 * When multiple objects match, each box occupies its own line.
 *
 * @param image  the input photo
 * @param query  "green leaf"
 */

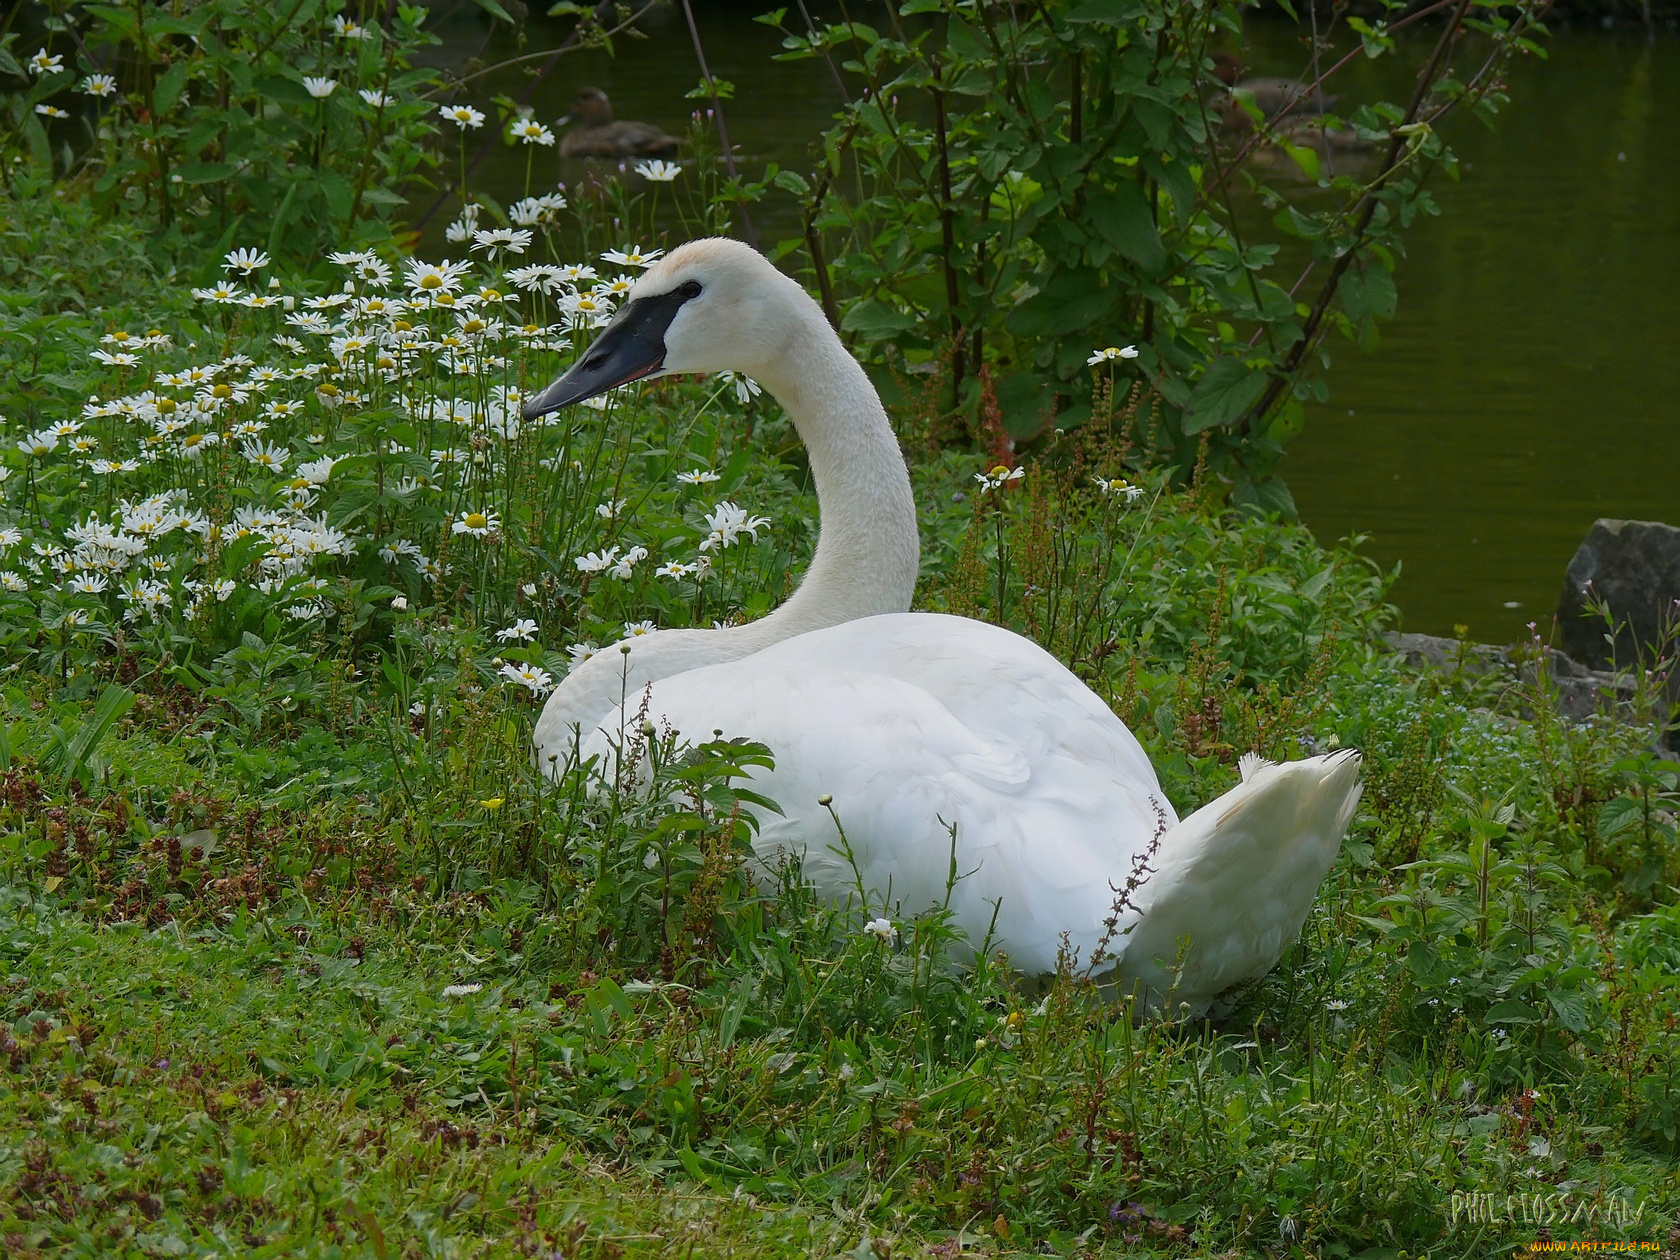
xmin=267 ymin=181 xmax=301 ymax=261
xmin=840 ymin=297 xmax=917 ymax=338
xmin=255 ymin=75 xmax=316 ymax=107
xmin=1484 ymin=999 xmax=1537 ymax=1025
xmin=1181 ymin=357 xmax=1267 ymax=434
xmin=1279 ymin=140 xmax=1321 ymax=181
xmin=1338 ymin=266 xmax=1397 ymax=322
xmin=174 ymin=161 xmax=233 ymax=185
xmin=1088 ymin=180 xmax=1165 ymax=275
xmin=474 ymin=0 xmax=515 ymax=22
xmin=319 ymin=169 xmax=354 ymax=222
xmin=154 ymin=60 xmax=192 ymax=115
xmin=718 ymin=976 xmax=753 ymax=1051
xmin=59 ymin=685 xmax=135 ymax=789
xmin=1066 ymin=0 xmax=1142 ymax=23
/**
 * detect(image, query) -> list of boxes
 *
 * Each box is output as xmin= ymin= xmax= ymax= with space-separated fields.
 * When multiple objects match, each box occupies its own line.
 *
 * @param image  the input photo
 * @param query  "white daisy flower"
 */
xmin=510 ymin=119 xmax=555 ymax=146
xmin=633 ymin=159 xmax=682 ymax=182
xmin=1086 ymin=345 xmax=1139 ymax=366
xmin=438 ymin=103 xmax=486 ymax=129
xmin=224 ymin=248 xmax=270 ymax=275
xmin=303 ymin=77 xmax=338 ymax=99
xmin=974 ymin=464 xmax=1026 ymax=492
xmin=452 ymin=510 xmax=500 ymax=537
xmin=496 ymin=618 xmax=539 ymax=642
xmin=600 ymin=245 xmax=663 ymax=269
xmin=500 ymin=662 xmax=555 ymax=696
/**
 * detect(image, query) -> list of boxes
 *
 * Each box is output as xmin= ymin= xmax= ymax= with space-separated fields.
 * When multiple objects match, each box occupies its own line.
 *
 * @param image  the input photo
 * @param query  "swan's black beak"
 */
xmin=522 ymin=286 xmax=695 ymax=421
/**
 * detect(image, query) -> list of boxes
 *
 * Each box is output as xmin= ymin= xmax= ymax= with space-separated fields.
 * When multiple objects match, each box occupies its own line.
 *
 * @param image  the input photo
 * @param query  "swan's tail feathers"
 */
xmin=1114 ymin=749 xmax=1363 ymax=1016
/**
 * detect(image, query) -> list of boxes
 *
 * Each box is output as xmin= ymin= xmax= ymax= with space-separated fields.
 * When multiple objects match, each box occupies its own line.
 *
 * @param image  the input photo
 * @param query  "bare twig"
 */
xmin=1242 ymin=0 xmax=1479 ymax=429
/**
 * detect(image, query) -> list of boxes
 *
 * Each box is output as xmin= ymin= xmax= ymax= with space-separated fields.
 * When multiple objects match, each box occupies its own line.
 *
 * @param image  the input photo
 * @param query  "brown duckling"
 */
xmin=559 ymin=87 xmax=680 ymax=160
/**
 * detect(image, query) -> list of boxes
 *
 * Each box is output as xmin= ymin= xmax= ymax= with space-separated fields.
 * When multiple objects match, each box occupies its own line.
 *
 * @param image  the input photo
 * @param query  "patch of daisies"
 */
xmin=0 ymin=244 xmax=773 ymax=703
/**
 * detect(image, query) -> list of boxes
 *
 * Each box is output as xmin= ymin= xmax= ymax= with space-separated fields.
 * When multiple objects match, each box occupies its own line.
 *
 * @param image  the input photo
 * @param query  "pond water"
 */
xmin=431 ymin=3 xmax=1680 ymax=644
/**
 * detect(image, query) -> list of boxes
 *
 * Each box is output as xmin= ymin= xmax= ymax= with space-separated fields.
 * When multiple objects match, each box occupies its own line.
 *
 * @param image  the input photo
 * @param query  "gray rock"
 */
xmin=1555 ymin=519 xmax=1680 ymax=672
xmin=1380 ymin=631 xmax=1637 ymax=724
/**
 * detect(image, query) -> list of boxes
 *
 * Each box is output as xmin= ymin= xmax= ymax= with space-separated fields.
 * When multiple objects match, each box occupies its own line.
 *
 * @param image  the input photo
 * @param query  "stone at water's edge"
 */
xmin=1381 ymin=631 xmax=1636 ymax=725
xmin=1556 ymin=519 xmax=1680 ymax=672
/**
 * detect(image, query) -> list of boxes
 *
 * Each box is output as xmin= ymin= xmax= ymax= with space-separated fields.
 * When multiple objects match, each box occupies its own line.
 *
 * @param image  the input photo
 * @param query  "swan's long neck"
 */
xmin=533 ymin=293 xmax=918 ymax=759
xmin=740 ymin=309 xmax=918 ymax=644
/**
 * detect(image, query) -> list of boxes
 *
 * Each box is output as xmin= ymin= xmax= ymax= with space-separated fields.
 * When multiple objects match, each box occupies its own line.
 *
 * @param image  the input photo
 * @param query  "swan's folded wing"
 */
xmin=580 ymin=656 xmax=1169 ymax=975
xmin=746 ymin=613 xmax=1167 ymax=802
xmin=1117 ymin=750 xmax=1363 ymax=1012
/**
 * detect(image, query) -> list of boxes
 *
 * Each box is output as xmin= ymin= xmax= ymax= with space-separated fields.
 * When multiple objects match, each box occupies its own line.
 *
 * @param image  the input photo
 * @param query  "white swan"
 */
xmin=522 ymin=238 xmax=1363 ymax=1014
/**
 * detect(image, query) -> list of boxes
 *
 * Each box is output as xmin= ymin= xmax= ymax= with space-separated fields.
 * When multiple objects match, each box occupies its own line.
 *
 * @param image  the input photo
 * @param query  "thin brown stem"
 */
xmin=1244 ymin=0 xmax=1478 ymax=429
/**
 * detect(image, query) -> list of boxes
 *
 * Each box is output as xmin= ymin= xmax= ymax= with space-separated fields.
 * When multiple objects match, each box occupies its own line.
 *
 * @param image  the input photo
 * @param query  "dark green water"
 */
xmin=434 ymin=5 xmax=1680 ymax=644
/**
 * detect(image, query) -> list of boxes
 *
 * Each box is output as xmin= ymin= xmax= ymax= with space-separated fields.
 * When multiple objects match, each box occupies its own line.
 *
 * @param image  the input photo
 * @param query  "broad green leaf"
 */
xmin=59 ymin=685 xmax=135 ymax=788
xmin=255 ymin=75 xmax=316 ymax=106
xmin=1088 ymin=180 xmax=1165 ymax=275
xmin=174 ymin=161 xmax=233 ymax=184
xmin=1182 ymin=357 xmax=1268 ymax=434
xmin=841 ymin=298 xmax=917 ymax=338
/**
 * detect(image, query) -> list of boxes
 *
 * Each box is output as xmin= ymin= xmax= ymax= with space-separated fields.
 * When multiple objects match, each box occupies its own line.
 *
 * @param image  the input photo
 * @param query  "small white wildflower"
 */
xmin=438 ymin=103 xmax=486 ymax=129
xmin=452 ymin=510 xmax=500 ymax=537
xmin=497 ymin=618 xmax=538 ymax=642
xmin=600 ymin=245 xmax=663 ymax=269
xmin=573 ymin=546 xmax=619 ymax=575
xmin=500 ymin=662 xmax=554 ymax=697
xmin=974 ymin=464 xmax=1025 ymax=492
xmin=224 ymin=248 xmax=270 ymax=275
xmin=510 ymin=119 xmax=555 ymax=146
xmin=1086 ymin=345 xmax=1139 ymax=366
xmin=441 ymin=983 xmax=482 ymax=998
xmin=862 ymin=917 xmax=898 ymax=945
xmin=303 ymin=77 xmax=338 ymax=99
xmin=633 ymin=159 xmax=682 ymax=182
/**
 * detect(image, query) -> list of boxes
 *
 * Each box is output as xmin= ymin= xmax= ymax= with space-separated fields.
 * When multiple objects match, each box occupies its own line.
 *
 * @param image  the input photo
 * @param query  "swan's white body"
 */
xmin=531 ymin=238 xmax=1363 ymax=1014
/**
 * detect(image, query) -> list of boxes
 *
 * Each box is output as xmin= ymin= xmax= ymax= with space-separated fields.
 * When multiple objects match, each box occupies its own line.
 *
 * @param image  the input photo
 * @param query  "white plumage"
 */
xmin=526 ymin=238 xmax=1364 ymax=1015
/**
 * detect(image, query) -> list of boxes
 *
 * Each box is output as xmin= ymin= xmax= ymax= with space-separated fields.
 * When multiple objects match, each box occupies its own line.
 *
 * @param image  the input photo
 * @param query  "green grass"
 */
xmin=2 ymin=174 xmax=1679 ymax=1259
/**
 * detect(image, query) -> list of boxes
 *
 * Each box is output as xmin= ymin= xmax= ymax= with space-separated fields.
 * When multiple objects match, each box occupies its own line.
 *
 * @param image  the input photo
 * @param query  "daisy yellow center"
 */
xmin=436 ymin=293 xmax=455 ymax=306
xmin=112 ymin=331 xmax=129 ymax=342
xmin=212 ymin=384 xmax=231 ymax=399
xmin=464 ymin=512 xmax=488 ymax=530
xmin=420 ymin=274 xmax=442 ymax=290
xmin=317 ymin=383 xmax=339 ymax=397
xmin=991 ymin=465 xmax=1009 ymax=477
xmin=463 ymin=319 xmax=485 ymax=334
xmin=481 ymin=289 xmax=500 ymax=302
xmin=393 ymin=319 xmax=413 ymax=332
xmin=156 ymin=399 xmax=176 ymax=413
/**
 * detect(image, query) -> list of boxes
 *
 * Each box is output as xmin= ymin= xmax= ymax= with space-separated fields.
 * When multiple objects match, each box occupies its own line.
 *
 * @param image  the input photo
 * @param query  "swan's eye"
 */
xmin=676 ymin=280 xmax=702 ymax=299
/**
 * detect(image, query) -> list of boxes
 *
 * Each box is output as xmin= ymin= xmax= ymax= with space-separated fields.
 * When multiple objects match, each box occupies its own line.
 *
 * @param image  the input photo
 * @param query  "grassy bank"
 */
xmin=2 ymin=177 xmax=1678 ymax=1259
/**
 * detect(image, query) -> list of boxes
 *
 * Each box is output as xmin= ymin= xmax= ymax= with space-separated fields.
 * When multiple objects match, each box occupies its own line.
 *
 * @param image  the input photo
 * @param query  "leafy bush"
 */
xmin=2 ymin=0 xmax=444 ymax=262
xmin=764 ymin=0 xmax=1550 ymax=505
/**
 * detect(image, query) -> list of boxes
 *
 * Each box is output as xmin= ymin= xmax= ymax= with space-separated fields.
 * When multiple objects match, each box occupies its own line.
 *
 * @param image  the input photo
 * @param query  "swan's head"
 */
xmin=522 ymin=237 xmax=806 ymax=421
